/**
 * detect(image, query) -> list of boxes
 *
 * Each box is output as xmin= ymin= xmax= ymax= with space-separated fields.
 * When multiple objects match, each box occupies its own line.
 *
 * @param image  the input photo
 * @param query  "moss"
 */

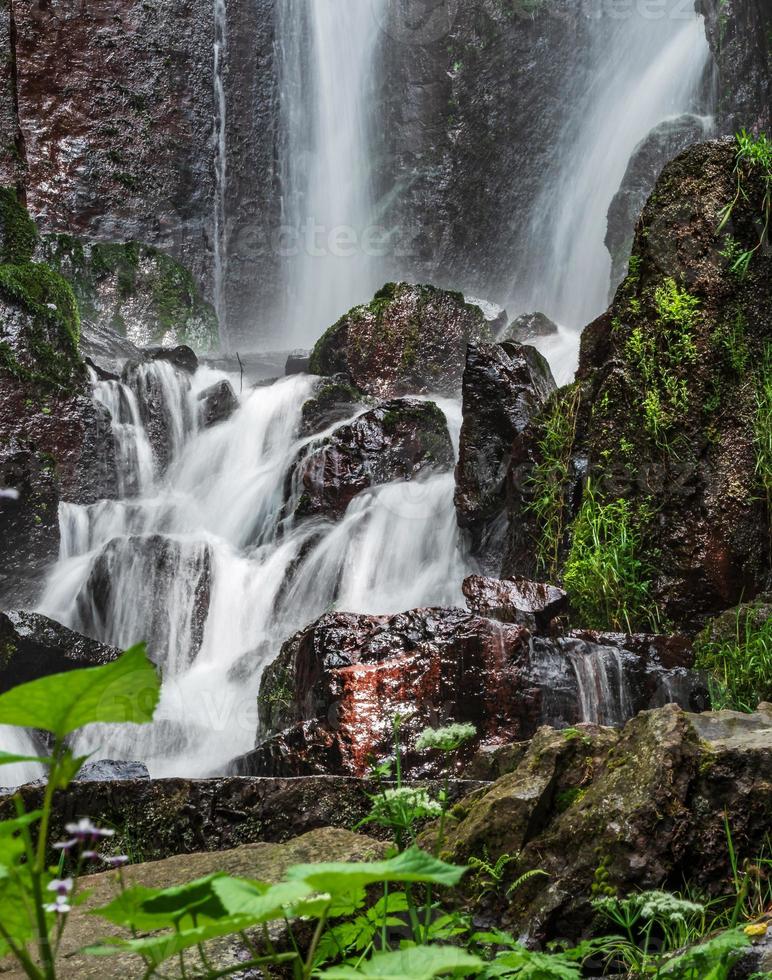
xmin=555 ymin=787 xmax=587 ymax=813
xmin=0 ymin=187 xmax=37 ymax=265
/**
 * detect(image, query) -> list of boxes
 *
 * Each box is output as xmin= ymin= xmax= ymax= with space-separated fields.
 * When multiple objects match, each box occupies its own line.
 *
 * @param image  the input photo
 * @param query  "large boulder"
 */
xmin=504 ymin=139 xmax=772 ymax=628
xmin=286 ymin=398 xmax=454 ymax=522
xmin=462 ymin=575 xmax=568 ymax=632
xmin=455 ymin=343 xmax=555 ymax=571
xmin=500 ymin=312 xmax=559 ymax=345
xmin=436 ymin=704 xmax=772 ymax=942
xmin=308 ymin=282 xmax=490 ymax=399
xmin=0 ymin=610 xmax=120 ymax=693
xmin=243 ymin=608 xmax=703 ymax=779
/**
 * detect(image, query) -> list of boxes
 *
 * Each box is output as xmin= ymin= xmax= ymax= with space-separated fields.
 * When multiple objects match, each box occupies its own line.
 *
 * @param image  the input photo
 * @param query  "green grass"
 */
xmin=527 ymin=385 xmax=580 ymax=577
xmin=563 ymin=481 xmax=660 ymax=633
xmin=718 ymin=130 xmax=772 ymax=277
xmin=695 ymin=606 xmax=772 ymax=712
xmin=755 ymin=345 xmax=772 ymax=517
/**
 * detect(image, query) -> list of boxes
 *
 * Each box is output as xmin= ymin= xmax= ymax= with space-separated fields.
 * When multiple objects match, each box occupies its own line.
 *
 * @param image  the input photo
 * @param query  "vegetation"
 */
xmin=563 ymin=481 xmax=660 ymax=633
xmin=528 ymin=385 xmax=581 ymax=577
xmin=718 ymin=130 xmax=772 ymax=277
xmin=695 ymin=604 xmax=772 ymax=712
xmin=0 ymin=188 xmax=38 ymax=265
xmin=755 ymin=345 xmax=772 ymax=517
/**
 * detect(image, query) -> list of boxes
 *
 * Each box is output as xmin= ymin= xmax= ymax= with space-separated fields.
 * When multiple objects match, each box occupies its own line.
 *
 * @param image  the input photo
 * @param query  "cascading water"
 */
xmin=506 ymin=0 xmax=712 ymax=380
xmin=277 ymin=0 xmax=386 ymax=347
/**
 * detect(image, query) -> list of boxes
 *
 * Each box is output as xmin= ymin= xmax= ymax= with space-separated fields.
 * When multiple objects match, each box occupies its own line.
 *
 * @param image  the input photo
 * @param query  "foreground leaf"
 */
xmin=93 ymin=874 xmax=227 ymax=931
xmin=0 ymin=750 xmax=49 ymax=767
xmin=318 ymin=945 xmax=483 ymax=978
xmin=0 ymin=644 xmax=160 ymax=738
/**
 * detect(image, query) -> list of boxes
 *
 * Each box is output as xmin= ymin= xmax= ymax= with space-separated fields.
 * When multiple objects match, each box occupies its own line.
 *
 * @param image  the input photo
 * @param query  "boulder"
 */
xmin=500 ymin=312 xmax=559 ymax=344
xmin=285 ymin=349 xmax=311 ymax=375
xmin=605 ymin=114 xmax=710 ymax=296
xmin=75 ymin=760 xmax=150 ymax=782
xmin=247 ymin=608 xmax=704 ymax=779
xmin=299 ymin=376 xmax=366 ymax=438
xmin=455 ymin=342 xmax=555 ymax=572
xmin=144 ymin=344 xmax=198 ymax=374
xmin=462 ymin=575 xmax=568 ymax=631
xmin=0 ymin=611 xmax=121 ymax=693
xmin=286 ymin=398 xmax=454 ymax=522
xmin=197 ymin=378 xmax=238 ymax=429
xmin=436 ymin=704 xmax=772 ymax=942
xmin=308 ymin=282 xmax=490 ymax=399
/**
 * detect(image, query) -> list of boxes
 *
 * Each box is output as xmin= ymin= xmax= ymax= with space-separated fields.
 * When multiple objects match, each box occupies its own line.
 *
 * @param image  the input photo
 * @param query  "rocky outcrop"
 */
xmin=244 ymin=608 xmax=704 ymax=779
xmin=309 ymin=283 xmax=489 ymax=399
xmin=198 ymin=379 xmax=238 ymax=429
xmin=0 ymin=610 xmax=120 ymax=693
xmin=455 ymin=343 xmax=555 ymax=572
xmin=286 ymin=398 xmax=454 ymax=522
xmin=436 ymin=704 xmax=772 ymax=942
xmin=462 ymin=575 xmax=567 ymax=632
xmin=500 ymin=312 xmax=559 ymax=345
xmin=503 ymin=139 xmax=772 ymax=628
xmin=605 ymin=114 xmax=711 ymax=296
xmin=299 ymin=377 xmax=367 ymax=438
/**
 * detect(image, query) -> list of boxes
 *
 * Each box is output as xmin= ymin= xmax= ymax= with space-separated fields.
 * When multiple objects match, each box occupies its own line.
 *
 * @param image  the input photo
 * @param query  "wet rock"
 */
xmin=79 ymin=320 xmax=144 ymax=379
xmin=248 ymin=608 xmax=702 ymax=779
xmin=75 ymin=760 xmax=150 ymax=782
xmin=299 ymin=376 xmax=366 ymax=438
xmin=287 ymin=398 xmax=454 ymax=522
xmin=309 ymin=282 xmax=490 ymax=399
xmin=197 ymin=379 xmax=238 ymax=429
xmin=462 ymin=575 xmax=568 ymax=631
xmin=145 ymin=344 xmax=199 ymax=374
xmin=74 ymin=535 xmax=211 ymax=669
xmin=285 ymin=349 xmax=311 ymax=375
xmin=0 ymin=611 xmax=121 ymax=693
xmin=438 ymin=704 xmax=772 ymax=942
xmin=455 ymin=342 xmax=555 ymax=572
xmin=500 ymin=312 xmax=559 ymax=344
xmin=606 ymin=114 xmax=710 ymax=296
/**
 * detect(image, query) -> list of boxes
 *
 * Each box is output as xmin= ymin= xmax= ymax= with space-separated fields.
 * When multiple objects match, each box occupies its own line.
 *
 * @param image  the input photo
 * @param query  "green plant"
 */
xmin=755 ymin=345 xmax=772 ymax=517
xmin=563 ymin=481 xmax=660 ymax=633
xmin=528 ymin=385 xmax=581 ymax=576
xmin=718 ymin=130 xmax=772 ymax=277
xmin=695 ymin=606 xmax=772 ymax=712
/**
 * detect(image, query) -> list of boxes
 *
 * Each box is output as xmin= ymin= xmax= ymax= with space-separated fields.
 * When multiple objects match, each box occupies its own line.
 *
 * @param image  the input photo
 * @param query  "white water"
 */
xmin=213 ymin=0 xmax=229 ymax=349
xmin=504 ymin=3 xmax=711 ymax=378
xmin=277 ymin=0 xmax=386 ymax=348
xmin=568 ymin=644 xmax=634 ymax=727
xmin=0 ymin=726 xmax=43 ymax=788
xmin=38 ymin=369 xmax=466 ymax=776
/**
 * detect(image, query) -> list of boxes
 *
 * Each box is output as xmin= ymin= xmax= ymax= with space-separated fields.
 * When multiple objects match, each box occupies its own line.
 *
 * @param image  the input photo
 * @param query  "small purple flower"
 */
xmin=64 ymin=818 xmax=115 ymax=842
xmin=44 ymin=898 xmax=72 ymax=915
xmin=103 ymin=855 xmax=129 ymax=868
xmin=81 ymin=850 xmax=100 ymax=861
xmin=47 ymin=878 xmax=73 ymax=897
xmin=52 ymin=839 xmax=77 ymax=852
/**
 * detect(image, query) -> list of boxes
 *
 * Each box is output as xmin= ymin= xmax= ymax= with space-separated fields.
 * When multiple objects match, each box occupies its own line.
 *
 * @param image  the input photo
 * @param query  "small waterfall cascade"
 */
xmin=212 ymin=0 xmax=229 ymax=349
xmin=567 ymin=643 xmax=634 ymax=727
xmin=0 ymin=726 xmax=43 ymax=789
xmin=91 ymin=370 xmax=154 ymax=496
xmin=277 ymin=0 xmax=386 ymax=347
xmin=508 ymin=0 xmax=712 ymax=374
xmin=37 ymin=368 xmax=466 ymax=776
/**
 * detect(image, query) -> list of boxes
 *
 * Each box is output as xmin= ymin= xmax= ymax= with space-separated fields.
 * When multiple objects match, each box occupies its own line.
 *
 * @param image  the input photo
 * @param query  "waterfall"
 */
xmin=213 ymin=0 xmax=229 ymax=349
xmin=92 ymin=374 xmax=155 ymax=496
xmin=567 ymin=643 xmax=634 ymax=727
xmin=277 ymin=0 xmax=386 ymax=348
xmin=0 ymin=726 xmax=43 ymax=789
xmin=506 ymin=0 xmax=712 ymax=375
xmin=37 ymin=369 xmax=466 ymax=776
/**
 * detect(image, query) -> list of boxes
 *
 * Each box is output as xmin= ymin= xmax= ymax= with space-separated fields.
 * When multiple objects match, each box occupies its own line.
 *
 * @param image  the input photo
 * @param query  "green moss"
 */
xmin=555 ymin=787 xmax=587 ymax=813
xmin=0 ymin=188 xmax=38 ymax=265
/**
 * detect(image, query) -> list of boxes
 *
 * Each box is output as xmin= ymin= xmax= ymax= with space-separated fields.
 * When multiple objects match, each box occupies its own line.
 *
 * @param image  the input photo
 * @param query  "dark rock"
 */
xmin=455 ymin=342 xmax=555 ymax=572
xmin=74 ymin=535 xmax=211 ymax=669
xmin=75 ymin=760 xmax=150 ymax=782
xmin=144 ymin=345 xmax=199 ymax=375
xmin=309 ymin=282 xmax=490 ymax=399
xmin=0 ymin=611 xmax=121 ymax=693
xmin=299 ymin=376 xmax=366 ymax=438
xmin=121 ymin=356 xmax=193 ymax=472
xmin=79 ymin=320 xmax=143 ymax=379
xmin=197 ymin=379 xmax=238 ymax=429
xmin=500 ymin=312 xmax=559 ymax=345
xmin=438 ymin=704 xmax=772 ymax=942
xmin=249 ymin=607 xmax=702 ymax=779
xmin=462 ymin=575 xmax=568 ymax=631
xmin=606 ymin=114 xmax=710 ymax=297
xmin=285 ymin=349 xmax=311 ymax=375
xmin=287 ymin=398 xmax=454 ymax=522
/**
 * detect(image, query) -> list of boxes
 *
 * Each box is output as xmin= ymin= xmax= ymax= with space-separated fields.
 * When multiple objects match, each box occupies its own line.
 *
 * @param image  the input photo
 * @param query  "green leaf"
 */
xmin=0 ymin=750 xmax=49 ymax=767
xmin=93 ymin=874 xmax=227 ymax=931
xmin=212 ymin=876 xmax=312 ymax=919
xmin=485 ymin=946 xmax=582 ymax=979
xmin=287 ymin=846 xmax=467 ymax=896
xmin=318 ymin=946 xmax=483 ymax=978
xmin=0 ymin=644 xmax=160 ymax=738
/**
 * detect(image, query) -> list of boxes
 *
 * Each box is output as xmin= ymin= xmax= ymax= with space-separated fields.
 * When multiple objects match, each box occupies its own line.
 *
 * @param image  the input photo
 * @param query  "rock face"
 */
xmin=462 ymin=575 xmax=568 ymax=632
xmin=0 ymin=611 xmax=120 ymax=693
xmin=243 ymin=608 xmax=704 ymax=779
xmin=503 ymin=139 xmax=772 ymax=628
xmin=299 ymin=377 xmax=366 ymax=438
xmin=286 ymin=399 xmax=454 ymax=521
xmin=309 ymin=283 xmax=489 ymax=399
xmin=605 ymin=114 xmax=710 ymax=296
xmin=455 ymin=343 xmax=555 ymax=572
xmin=437 ymin=704 xmax=772 ymax=942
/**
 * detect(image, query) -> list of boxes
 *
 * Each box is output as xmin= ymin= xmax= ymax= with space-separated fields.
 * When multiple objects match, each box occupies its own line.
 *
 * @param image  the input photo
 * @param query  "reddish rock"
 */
xmin=462 ymin=575 xmax=568 ymax=631
xmin=286 ymin=398 xmax=453 ymax=522
xmin=308 ymin=283 xmax=490 ymax=399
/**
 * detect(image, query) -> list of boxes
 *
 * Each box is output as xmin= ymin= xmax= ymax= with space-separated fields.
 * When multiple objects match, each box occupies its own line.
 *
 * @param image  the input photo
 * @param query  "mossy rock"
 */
xmin=0 ymin=187 xmax=37 ymax=265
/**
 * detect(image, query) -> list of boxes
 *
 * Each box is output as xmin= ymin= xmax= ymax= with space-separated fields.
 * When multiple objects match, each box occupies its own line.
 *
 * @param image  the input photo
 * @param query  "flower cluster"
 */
xmin=416 ymin=723 xmax=476 ymax=753
xmin=52 ymin=818 xmax=127 ymax=869
xmin=370 ymin=787 xmax=443 ymax=824
xmin=44 ymin=878 xmax=72 ymax=915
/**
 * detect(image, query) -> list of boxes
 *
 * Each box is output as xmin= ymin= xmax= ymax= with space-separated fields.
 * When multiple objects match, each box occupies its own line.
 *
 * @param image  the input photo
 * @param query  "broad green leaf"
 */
xmin=0 ymin=750 xmax=49 ymax=767
xmin=287 ymin=846 xmax=467 ymax=896
xmin=53 ymin=751 xmax=92 ymax=789
xmin=93 ymin=874 xmax=226 ymax=931
xmin=485 ymin=946 xmax=582 ymax=978
xmin=318 ymin=945 xmax=483 ymax=978
xmin=0 ymin=644 xmax=160 ymax=738
xmin=212 ymin=876 xmax=312 ymax=918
